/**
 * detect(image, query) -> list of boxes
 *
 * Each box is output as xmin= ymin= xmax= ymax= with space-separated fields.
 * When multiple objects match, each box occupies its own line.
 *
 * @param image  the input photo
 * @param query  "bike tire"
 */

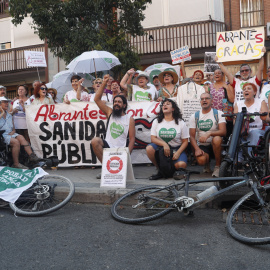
xmin=264 ymin=131 xmax=270 ymax=176
xmin=218 ymin=161 xmax=235 ymax=188
xmin=111 ymin=185 xmax=179 ymax=224
xmin=226 ymin=184 xmax=270 ymax=245
xmin=9 ymin=175 xmax=75 ymax=217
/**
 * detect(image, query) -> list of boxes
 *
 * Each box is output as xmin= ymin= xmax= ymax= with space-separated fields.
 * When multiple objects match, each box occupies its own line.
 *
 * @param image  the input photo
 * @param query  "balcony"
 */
xmin=129 ymin=20 xmax=226 ymax=55
xmin=0 ymin=44 xmax=45 ymax=73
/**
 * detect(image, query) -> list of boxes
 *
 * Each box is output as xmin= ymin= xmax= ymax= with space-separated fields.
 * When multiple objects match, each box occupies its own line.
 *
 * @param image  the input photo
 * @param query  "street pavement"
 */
xmin=43 ymin=161 xmax=245 ymax=206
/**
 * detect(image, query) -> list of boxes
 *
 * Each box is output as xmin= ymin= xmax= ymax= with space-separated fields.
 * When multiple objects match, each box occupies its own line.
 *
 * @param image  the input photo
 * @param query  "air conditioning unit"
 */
xmin=0 ymin=44 xmax=6 ymax=50
xmin=267 ymin=22 xmax=270 ymax=37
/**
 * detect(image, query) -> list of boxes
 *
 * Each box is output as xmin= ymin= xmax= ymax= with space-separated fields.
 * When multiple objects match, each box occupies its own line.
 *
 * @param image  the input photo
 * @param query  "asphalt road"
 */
xmin=1 ymin=203 xmax=270 ymax=270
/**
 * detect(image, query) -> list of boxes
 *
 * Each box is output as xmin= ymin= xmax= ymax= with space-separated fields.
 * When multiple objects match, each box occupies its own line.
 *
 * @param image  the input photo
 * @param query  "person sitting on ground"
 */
xmin=47 ymin=88 xmax=58 ymax=104
xmin=0 ymin=97 xmax=41 ymax=169
xmin=91 ymin=74 xmax=135 ymax=179
xmin=189 ymin=92 xmax=226 ymax=177
xmin=146 ymin=98 xmax=189 ymax=180
xmin=63 ymin=75 xmax=88 ymax=103
xmin=31 ymin=83 xmax=55 ymax=105
xmin=156 ymin=70 xmax=179 ymax=101
xmin=120 ymin=69 xmax=156 ymax=101
xmin=12 ymin=85 xmax=31 ymax=143
xmin=234 ymin=82 xmax=268 ymax=162
xmin=216 ymin=47 xmax=265 ymax=102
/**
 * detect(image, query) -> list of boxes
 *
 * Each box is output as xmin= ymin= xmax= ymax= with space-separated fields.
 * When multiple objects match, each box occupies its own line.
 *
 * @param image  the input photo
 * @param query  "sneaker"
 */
xmin=12 ymin=163 xmax=29 ymax=169
xmin=96 ymin=173 xmax=101 ymax=179
xmin=173 ymin=169 xmax=186 ymax=180
xmin=29 ymin=153 xmax=42 ymax=163
xmin=149 ymin=171 xmax=163 ymax=180
xmin=212 ymin=166 xmax=220 ymax=177
xmin=203 ymin=163 xmax=212 ymax=173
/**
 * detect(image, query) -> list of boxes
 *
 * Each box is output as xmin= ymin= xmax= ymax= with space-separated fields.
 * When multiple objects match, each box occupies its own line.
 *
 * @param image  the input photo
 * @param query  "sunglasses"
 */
xmin=95 ymin=82 xmax=102 ymax=84
xmin=240 ymin=69 xmax=250 ymax=73
xmin=40 ymin=87 xmax=48 ymax=91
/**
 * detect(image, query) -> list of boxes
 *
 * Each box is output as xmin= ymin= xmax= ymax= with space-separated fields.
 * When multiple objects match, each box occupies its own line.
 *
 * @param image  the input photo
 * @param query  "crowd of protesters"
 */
xmin=1 ymin=49 xmax=270 ymax=179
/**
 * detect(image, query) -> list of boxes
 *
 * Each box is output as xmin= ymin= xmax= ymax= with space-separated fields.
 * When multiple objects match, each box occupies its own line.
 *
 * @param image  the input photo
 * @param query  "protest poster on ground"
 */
xmin=170 ymin=45 xmax=191 ymax=65
xmin=26 ymin=102 xmax=161 ymax=167
xmin=24 ymin=51 xmax=47 ymax=67
xmin=216 ymin=27 xmax=264 ymax=62
xmin=204 ymin=52 xmax=219 ymax=74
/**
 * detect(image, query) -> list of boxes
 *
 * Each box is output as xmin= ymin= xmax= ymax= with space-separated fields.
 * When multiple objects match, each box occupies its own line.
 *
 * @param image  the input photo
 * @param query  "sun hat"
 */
xmin=158 ymin=70 xmax=179 ymax=84
xmin=0 ymin=97 xmax=10 ymax=102
xmin=135 ymin=72 xmax=150 ymax=83
xmin=48 ymin=88 xmax=58 ymax=96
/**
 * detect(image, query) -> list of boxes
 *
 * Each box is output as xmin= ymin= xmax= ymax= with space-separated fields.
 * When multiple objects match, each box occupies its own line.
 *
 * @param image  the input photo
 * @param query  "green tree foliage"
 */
xmin=9 ymin=0 xmax=151 ymax=77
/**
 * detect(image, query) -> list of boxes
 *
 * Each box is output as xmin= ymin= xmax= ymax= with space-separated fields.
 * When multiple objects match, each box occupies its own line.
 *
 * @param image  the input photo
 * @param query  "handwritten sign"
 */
xmin=170 ymin=45 xmax=191 ymax=65
xmin=216 ymin=27 xmax=264 ymax=62
xmin=24 ymin=51 xmax=47 ymax=67
xmin=182 ymin=99 xmax=201 ymax=126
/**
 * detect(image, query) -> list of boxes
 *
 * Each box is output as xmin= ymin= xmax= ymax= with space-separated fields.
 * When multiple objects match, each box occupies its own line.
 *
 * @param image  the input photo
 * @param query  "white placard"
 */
xmin=170 ymin=45 xmax=191 ymax=65
xmin=182 ymin=99 xmax=201 ymax=126
xmin=216 ymin=27 xmax=265 ymax=62
xmin=100 ymin=148 xmax=135 ymax=188
xmin=24 ymin=51 xmax=47 ymax=67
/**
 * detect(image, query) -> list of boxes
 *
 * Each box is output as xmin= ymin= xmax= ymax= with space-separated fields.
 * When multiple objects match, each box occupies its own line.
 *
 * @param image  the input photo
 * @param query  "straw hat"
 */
xmin=158 ymin=70 xmax=179 ymax=84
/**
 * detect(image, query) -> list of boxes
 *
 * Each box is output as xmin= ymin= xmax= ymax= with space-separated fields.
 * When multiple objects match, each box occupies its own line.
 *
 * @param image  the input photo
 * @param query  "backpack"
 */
xmin=195 ymin=108 xmax=219 ymax=129
xmin=155 ymin=147 xmax=175 ymax=178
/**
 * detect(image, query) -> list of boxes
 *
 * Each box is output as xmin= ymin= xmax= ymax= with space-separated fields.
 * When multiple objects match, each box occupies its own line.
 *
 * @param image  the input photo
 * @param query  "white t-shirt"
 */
xmin=13 ymin=98 xmax=31 ymax=129
xmin=131 ymin=85 xmax=156 ymax=101
xmin=189 ymin=109 xmax=226 ymax=145
xmin=260 ymin=84 xmax=270 ymax=105
xmin=232 ymin=76 xmax=260 ymax=102
xmin=90 ymin=93 xmax=113 ymax=102
xmin=63 ymin=90 xmax=89 ymax=103
xmin=151 ymin=118 xmax=189 ymax=148
xmin=237 ymin=99 xmax=263 ymax=131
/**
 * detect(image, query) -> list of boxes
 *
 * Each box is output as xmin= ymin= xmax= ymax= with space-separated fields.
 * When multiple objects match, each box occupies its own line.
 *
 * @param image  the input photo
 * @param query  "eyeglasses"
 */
xmin=200 ymin=97 xmax=211 ymax=101
xmin=163 ymin=74 xmax=172 ymax=78
xmin=95 ymin=82 xmax=102 ymax=84
xmin=240 ymin=69 xmax=250 ymax=73
xmin=48 ymin=92 xmax=54 ymax=95
xmin=40 ymin=87 xmax=48 ymax=91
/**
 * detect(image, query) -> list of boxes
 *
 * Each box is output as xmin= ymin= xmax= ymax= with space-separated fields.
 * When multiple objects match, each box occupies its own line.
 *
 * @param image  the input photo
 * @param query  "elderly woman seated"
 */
xmin=0 ymin=97 xmax=41 ymax=169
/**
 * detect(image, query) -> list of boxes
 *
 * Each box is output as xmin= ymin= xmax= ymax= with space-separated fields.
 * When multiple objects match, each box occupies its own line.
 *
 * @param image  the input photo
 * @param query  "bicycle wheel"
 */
xmin=226 ymin=184 xmax=270 ymax=245
xmin=264 ymin=131 xmax=270 ymax=176
xmin=218 ymin=161 xmax=236 ymax=188
xmin=9 ymin=175 xmax=75 ymax=217
xmin=111 ymin=185 xmax=179 ymax=224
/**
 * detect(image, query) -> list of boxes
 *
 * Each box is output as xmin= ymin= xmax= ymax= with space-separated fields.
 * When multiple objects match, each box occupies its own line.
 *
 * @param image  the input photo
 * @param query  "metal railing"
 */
xmin=129 ymin=20 xmax=226 ymax=54
xmin=0 ymin=44 xmax=45 ymax=72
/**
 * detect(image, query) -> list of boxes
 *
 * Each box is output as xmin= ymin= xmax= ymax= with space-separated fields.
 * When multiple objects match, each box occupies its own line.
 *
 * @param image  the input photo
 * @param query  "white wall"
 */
xmin=0 ymin=18 xmax=11 ymax=44
xmin=142 ymin=0 xmax=224 ymax=28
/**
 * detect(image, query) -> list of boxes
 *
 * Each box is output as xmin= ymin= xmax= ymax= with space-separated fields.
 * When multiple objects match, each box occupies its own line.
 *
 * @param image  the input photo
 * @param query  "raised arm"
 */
xmin=215 ymin=55 xmax=234 ymax=85
xmin=94 ymin=74 xmax=112 ymax=118
xmin=256 ymin=46 xmax=266 ymax=81
xmin=128 ymin=117 xmax=135 ymax=153
xmin=76 ymin=78 xmax=85 ymax=101
xmin=120 ymin=68 xmax=135 ymax=90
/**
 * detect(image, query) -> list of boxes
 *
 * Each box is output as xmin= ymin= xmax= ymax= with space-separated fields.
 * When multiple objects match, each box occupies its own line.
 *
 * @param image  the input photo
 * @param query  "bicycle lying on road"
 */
xmin=111 ymin=117 xmax=270 ymax=245
xmin=0 ymin=159 xmax=75 ymax=217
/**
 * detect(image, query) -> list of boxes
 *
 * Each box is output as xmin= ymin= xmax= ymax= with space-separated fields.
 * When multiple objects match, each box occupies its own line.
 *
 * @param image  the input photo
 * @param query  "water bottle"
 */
xmin=196 ymin=185 xmax=218 ymax=201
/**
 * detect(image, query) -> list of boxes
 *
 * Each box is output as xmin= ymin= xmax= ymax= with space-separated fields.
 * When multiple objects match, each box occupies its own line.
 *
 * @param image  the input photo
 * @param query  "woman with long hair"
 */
xmin=31 ymin=83 xmax=55 ymax=105
xmin=146 ymin=98 xmax=189 ymax=180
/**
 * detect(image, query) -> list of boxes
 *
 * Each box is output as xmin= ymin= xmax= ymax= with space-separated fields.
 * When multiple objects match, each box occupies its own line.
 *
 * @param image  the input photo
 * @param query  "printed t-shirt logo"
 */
xmin=135 ymin=91 xmax=151 ymax=101
xmin=159 ymin=128 xmax=176 ymax=143
xmin=110 ymin=122 xmax=124 ymax=139
xmin=198 ymin=119 xmax=213 ymax=131
xmin=265 ymin=91 xmax=270 ymax=99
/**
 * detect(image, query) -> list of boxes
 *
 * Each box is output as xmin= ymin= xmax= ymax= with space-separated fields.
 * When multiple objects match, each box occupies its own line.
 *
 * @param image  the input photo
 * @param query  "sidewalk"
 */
xmin=44 ymin=161 xmax=246 ymax=206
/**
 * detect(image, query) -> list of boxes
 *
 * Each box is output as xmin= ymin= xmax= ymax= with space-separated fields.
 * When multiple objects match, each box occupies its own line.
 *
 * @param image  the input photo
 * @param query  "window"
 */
xmin=240 ymin=0 xmax=264 ymax=27
xmin=0 ymin=42 xmax=11 ymax=50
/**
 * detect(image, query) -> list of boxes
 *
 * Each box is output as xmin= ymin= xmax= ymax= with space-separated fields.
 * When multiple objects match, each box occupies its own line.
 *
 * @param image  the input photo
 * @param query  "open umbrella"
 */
xmin=46 ymin=70 xmax=94 ymax=102
xmin=67 ymin=50 xmax=121 ymax=76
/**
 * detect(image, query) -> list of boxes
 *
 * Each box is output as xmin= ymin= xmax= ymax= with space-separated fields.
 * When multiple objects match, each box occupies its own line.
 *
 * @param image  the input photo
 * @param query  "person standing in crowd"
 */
xmin=63 ymin=75 xmax=88 ymax=103
xmin=234 ymin=83 xmax=268 ymax=161
xmin=104 ymin=76 xmax=114 ymax=94
xmin=146 ymin=98 xmax=189 ymax=180
xmin=152 ymin=75 xmax=161 ymax=100
xmin=264 ymin=66 xmax=270 ymax=85
xmin=31 ymin=83 xmax=55 ymax=105
xmin=120 ymin=69 xmax=156 ymax=101
xmin=89 ymin=78 xmax=113 ymax=102
xmin=47 ymin=88 xmax=58 ymax=104
xmin=216 ymin=47 xmax=265 ymax=101
xmin=0 ymin=85 xmax=7 ymax=98
xmin=0 ymin=97 xmax=41 ymax=169
xmin=156 ymin=70 xmax=179 ymax=101
xmin=208 ymin=68 xmax=235 ymax=137
xmin=205 ymin=73 xmax=214 ymax=84
xmin=29 ymin=80 xmax=42 ymax=102
xmin=12 ymin=85 xmax=31 ymax=143
xmin=111 ymin=80 xmax=122 ymax=99
xmin=91 ymin=74 xmax=135 ymax=179
xmin=189 ymin=92 xmax=226 ymax=177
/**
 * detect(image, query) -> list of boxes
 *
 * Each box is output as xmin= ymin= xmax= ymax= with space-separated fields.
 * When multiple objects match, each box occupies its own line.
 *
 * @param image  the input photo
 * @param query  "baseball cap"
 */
xmin=0 ymin=97 xmax=10 ymax=102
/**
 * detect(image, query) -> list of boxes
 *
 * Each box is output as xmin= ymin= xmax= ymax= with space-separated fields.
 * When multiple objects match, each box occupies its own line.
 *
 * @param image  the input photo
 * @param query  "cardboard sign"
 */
xmin=216 ymin=27 xmax=264 ymax=62
xmin=100 ymin=148 xmax=135 ymax=188
xmin=170 ymin=45 xmax=191 ymax=65
xmin=24 ymin=51 xmax=47 ymax=67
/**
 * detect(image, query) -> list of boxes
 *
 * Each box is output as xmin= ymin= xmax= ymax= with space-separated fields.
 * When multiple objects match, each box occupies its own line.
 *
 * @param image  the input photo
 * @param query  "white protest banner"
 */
xmin=0 ymin=167 xmax=48 ymax=203
xmin=170 ymin=45 xmax=191 ymax=65
xmin=100 ymin=148 xmax=134 ymax=188
xmin=24 ymin=51 xmax=47 ymax=67
xmin=216 ymin=27 xmax=264 ymax=62
xmin=26 ymin=102 xmax=160 ymax=167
